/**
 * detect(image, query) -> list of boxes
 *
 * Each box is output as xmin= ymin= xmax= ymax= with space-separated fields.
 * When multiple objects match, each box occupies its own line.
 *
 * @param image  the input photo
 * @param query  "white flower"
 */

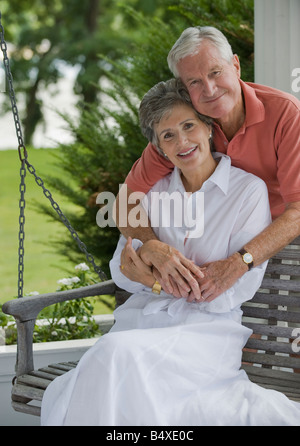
xmin=57 ymin=276 xmax=81 ymax=287
xmin=57 ymin=278 xmax=72 ymax=286
xmin=75 ymin=262 xmax=90 ymax=272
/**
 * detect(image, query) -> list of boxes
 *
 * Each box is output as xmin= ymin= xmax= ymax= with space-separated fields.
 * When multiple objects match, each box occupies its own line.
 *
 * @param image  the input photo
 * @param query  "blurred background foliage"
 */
xmin=0 ymin=0 xmax=254 ymax=281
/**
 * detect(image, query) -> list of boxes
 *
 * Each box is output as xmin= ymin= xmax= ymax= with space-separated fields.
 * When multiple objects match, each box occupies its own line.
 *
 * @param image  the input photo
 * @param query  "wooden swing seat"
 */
xmin=3 ymin=237 xmax=300 ymax=418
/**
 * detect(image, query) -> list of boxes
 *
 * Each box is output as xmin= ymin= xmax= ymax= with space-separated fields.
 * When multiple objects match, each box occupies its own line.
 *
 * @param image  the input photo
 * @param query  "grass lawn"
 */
xmin=0 ymin=148 xmax=113 ymax=315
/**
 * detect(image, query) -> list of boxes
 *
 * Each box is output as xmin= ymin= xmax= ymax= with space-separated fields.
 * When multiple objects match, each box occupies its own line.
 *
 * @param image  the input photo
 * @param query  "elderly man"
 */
xmin=116 ymin=26 xmax=300 ymax=302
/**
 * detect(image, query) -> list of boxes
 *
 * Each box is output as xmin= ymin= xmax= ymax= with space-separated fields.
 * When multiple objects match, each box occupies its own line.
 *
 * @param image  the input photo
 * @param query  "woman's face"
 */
xmin=155 ymin=103 xmax=212 ymax=174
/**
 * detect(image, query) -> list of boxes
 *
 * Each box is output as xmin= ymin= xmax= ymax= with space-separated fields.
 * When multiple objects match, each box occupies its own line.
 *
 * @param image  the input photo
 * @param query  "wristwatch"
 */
xmin=238 ymin=248 xmax=254 ymax=270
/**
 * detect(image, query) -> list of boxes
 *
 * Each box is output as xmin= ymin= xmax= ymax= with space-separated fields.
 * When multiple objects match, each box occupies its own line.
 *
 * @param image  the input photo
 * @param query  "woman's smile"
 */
xmin=177 ymin=145 xmax=198 ymax=158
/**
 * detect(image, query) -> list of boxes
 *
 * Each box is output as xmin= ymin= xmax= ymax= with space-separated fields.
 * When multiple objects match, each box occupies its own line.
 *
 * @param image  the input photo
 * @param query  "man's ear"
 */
xmin=232 ymin=54 xmax=241 ymax=78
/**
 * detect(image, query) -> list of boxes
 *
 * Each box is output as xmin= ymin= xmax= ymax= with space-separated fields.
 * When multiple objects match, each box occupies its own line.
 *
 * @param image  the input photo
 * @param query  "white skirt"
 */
xmin=41 ymin=292 xmax=300 ymax=426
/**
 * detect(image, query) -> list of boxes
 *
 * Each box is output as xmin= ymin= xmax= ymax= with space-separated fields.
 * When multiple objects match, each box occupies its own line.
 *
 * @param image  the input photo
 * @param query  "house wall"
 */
xmin=254 ymin=0 xmax=300 ymax=100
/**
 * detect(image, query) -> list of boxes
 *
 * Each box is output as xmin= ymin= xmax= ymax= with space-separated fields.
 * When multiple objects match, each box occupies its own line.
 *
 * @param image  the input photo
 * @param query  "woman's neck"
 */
xmin=181 ymin=157 xmax=218 ymax=193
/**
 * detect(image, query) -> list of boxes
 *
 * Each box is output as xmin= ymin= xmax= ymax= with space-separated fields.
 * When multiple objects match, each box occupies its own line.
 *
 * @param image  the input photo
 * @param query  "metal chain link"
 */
xmin=0 ymin=13 xmax=106 ymax=298
xmin=18 ymin=160 xmax=27 ymax=298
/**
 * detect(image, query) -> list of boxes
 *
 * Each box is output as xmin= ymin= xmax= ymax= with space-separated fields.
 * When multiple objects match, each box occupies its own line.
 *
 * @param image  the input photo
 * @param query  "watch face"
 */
xmin=243 ymin=253 xmax=253 ymax=264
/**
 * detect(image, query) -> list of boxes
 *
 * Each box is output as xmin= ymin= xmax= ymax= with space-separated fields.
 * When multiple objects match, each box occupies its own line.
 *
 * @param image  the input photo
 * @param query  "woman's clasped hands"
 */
xmin=120 ymin=237 xmax=205 ymax=302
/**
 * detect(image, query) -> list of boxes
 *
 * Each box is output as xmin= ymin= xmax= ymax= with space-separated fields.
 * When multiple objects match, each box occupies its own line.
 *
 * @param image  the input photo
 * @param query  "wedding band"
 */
xmin=121 ymin=265 xmax=124 ymax=270
xmin=152 ymin=280 xmax=161 ymax=295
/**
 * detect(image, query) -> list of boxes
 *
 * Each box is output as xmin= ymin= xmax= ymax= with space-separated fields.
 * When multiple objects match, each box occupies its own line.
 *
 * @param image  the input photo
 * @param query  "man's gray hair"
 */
xmin=139 ymin=78 xmax=213 ymax=155
xmin=167 ymin=26 xmax=234 ymax=77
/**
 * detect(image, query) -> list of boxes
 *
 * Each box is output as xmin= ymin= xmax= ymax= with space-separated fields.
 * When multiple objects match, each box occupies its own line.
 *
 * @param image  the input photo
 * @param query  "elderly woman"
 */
xmin=41 ymin=79 xmax=300 ymax=426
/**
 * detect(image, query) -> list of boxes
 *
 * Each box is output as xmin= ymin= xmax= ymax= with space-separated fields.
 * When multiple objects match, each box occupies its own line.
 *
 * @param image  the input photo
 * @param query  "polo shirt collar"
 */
xmin=240 ymin=79 xmax=265 ymax=127
xmin=167 ymin=152 xmax=231 ymax=196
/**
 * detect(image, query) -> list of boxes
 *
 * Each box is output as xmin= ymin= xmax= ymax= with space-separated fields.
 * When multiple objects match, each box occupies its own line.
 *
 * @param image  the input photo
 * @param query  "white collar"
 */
xmin=167 ymin=152 xmax=231 ymax=196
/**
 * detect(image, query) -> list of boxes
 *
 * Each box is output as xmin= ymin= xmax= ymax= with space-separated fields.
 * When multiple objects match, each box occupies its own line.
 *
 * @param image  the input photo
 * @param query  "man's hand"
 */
xmin=194 ymin=254 xmax=248 ymax=301
xmin=139 ymin=240 xmax=204 ymax=299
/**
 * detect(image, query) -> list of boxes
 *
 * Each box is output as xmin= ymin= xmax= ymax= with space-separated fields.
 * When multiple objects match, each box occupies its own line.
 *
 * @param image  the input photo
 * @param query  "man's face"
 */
xmin=177 ymin=41 xmax=242 ymax=122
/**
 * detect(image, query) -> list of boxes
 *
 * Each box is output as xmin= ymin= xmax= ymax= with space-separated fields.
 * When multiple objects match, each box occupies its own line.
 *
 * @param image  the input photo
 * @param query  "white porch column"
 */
xmin=254 ymin=0 xmax=300 ymax=100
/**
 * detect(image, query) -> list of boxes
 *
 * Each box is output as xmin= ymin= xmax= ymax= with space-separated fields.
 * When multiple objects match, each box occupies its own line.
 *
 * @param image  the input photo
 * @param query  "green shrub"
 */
xmin=0 ymin=263 xmax=114 ymax=344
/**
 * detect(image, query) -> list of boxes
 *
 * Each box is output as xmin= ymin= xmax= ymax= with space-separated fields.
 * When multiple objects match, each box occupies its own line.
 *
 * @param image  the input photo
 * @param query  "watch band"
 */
xmin=238 ymin=248 xmax=254 ymax=270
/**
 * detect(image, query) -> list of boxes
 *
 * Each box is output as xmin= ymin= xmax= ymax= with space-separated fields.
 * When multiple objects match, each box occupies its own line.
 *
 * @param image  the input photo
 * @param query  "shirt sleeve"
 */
xmin=109 ymin=236 xmax=147 ymax=293
xmin=125 ymin=142 xmax=174 ymax=193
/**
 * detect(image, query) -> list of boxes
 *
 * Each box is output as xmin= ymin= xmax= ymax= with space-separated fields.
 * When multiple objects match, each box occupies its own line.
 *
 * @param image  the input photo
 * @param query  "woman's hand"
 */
xmin=139 ymin=240 xmax=204 ymax=299
xmin=120 ymin=237 xmax=155 ymax=288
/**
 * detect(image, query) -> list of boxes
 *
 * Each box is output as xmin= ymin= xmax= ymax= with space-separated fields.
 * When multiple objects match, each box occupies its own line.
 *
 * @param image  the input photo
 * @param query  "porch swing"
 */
xmin=1 ymin=13 xmax=300 ymax=418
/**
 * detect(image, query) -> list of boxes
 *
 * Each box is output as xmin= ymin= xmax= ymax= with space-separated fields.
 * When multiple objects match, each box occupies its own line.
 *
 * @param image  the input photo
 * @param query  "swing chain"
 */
xmin=18 ymin=160 xmax=27 ymax=298
xmin=0 ymin=13 xmax=29 ymax=298
xmin=0 ymin=13 xmax=107 ymax=296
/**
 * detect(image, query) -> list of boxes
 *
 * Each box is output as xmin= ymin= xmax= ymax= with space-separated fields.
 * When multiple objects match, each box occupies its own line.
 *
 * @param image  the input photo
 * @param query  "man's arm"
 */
xmin=198 ymin=201 xmax=300 ymax=301
xmin=115 ymin=184 xmax=157 ymax=242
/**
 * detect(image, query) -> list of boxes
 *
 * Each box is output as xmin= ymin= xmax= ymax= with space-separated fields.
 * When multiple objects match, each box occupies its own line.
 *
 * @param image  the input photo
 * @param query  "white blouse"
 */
xmin=109 ymin=153 xmax=271 ymax=313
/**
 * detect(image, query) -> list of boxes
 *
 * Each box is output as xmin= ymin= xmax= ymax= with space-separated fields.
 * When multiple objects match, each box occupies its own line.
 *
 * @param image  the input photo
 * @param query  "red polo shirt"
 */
xmin=125 ymin=81 xmax=300 ymax=219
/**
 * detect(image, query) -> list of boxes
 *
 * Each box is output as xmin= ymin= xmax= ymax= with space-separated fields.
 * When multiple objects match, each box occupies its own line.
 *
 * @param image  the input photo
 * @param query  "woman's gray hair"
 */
xmin=139 ymin=78 xmax=213 ymax=155
xmin=167 ymin=26 xmax=234 ymax=77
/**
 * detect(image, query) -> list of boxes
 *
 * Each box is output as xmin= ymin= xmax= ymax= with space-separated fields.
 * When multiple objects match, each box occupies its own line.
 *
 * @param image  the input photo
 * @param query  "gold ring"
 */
xmin=121 ymin=265 xmax=124 ymax=270
xmin=152 ymin=280 xmax=161 ymax=295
